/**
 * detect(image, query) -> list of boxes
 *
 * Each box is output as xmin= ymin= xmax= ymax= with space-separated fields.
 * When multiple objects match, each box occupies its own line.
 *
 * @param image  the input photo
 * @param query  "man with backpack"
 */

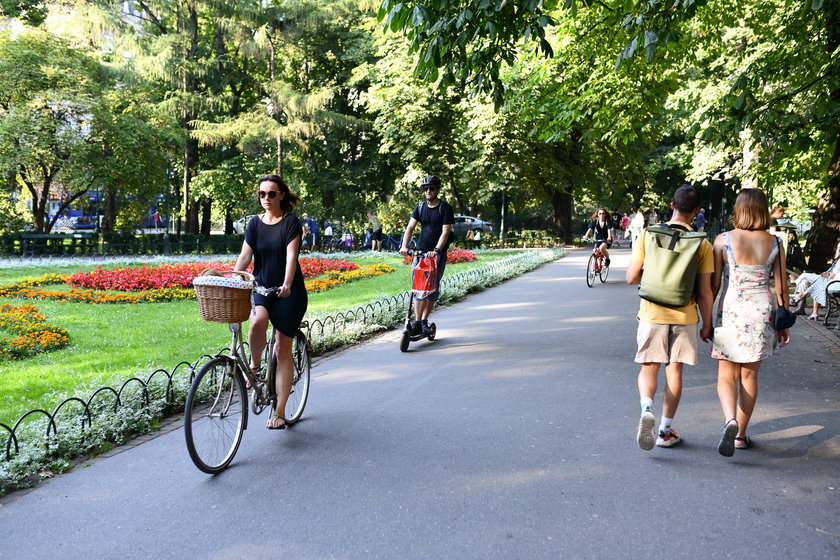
xmin=400 ymin=175 xmax=455 ymax=336
xmin=625 ymin=185 xmax=715 ymax=450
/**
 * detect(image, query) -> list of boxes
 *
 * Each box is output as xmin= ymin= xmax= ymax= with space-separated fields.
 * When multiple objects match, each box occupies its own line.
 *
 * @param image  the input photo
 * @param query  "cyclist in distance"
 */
xmin=583 ymin=208 xmax=614 ymax=267
xmin=399 ymin=175 xmax=455 ymax=336
xmin=234 ymin=174 xmax=308 ymax=430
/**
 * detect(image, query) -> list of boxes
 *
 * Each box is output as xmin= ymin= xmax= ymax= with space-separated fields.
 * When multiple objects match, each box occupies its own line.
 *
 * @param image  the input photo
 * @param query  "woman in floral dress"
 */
xmin=710 ymin=188 xmax=791 ymax=457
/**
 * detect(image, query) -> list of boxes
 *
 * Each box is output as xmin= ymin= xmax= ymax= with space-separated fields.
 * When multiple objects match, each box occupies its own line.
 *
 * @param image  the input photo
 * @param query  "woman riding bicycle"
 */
xmin=234 ymin=174 xmax=308 ymax=430
xmin=583 ymin=208 xmax=614 ymax=267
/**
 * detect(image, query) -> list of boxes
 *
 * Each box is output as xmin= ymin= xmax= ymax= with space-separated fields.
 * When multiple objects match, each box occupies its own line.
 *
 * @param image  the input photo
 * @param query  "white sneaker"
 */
xmin=655 ymin=428 xmax=682 ymax=448
xmin=637 ymin=410 xmax=656 ymax=450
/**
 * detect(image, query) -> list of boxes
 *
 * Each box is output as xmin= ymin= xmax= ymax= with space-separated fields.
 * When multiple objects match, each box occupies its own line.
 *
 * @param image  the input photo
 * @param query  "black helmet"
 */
xmin=421 ymin=175 xmax=441 ymax=187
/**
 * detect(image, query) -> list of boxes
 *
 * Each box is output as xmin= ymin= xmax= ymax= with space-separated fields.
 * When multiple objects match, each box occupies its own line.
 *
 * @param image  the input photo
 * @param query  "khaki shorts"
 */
xmin=635 ymin=321 xmax=698 ymax=365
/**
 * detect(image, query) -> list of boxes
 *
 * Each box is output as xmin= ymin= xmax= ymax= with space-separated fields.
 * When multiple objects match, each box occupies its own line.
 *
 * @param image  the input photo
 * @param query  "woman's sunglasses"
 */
xmin=257 ymin=190 xmax=279 ymax=199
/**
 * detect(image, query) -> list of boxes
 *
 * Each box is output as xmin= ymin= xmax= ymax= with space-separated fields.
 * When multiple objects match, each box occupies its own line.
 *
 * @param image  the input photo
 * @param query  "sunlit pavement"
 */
xmin=2 ymin=246 xmax=839 ymax=560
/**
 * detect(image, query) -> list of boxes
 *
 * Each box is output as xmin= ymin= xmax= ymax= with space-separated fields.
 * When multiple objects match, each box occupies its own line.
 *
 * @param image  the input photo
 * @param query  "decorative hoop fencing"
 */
xmin=302 ymin=249 xmax=562 ymax=349
xmin=0 ymin=249 xmax=561 ymax=474
xmin=0 ymin=347 xmax=227 ymax=463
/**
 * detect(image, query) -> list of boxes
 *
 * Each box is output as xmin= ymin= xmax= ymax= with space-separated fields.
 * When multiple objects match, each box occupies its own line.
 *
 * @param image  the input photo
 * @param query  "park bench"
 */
xmin=21 ymin=232 xmax=96 ymax=257
xmin=823 ymin=280 xmax=840 ymax=330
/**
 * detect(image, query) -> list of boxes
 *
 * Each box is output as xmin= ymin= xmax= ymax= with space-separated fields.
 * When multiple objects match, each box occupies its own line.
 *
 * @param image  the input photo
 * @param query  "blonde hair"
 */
xmin=731 ymin=188 xmax=770 ymax=231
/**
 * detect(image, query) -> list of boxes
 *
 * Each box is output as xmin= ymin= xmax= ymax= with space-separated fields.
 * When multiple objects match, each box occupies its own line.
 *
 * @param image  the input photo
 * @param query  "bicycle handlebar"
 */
xmin=254 ymin=285 xmax=282 ymax=296
xmin=404 ymin=249 xmax=437 ymax=258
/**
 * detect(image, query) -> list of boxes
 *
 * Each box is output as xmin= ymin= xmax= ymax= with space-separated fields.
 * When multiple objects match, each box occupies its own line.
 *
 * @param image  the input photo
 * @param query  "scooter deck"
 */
xmin=405 ymin=332 xmax=432 ymax=342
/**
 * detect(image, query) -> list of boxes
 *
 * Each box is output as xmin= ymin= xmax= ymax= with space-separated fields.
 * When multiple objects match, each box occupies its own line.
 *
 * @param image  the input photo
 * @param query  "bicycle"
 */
xmin=185 ymin=273 xmax=312 ymax=474
xmin=584 ymin=238 xmax=610 ymax=287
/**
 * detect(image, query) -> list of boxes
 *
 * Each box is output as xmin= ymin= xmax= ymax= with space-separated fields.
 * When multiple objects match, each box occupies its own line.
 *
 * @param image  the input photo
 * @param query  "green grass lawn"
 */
xmin=0 ymin=250 xmax=524 ymax=424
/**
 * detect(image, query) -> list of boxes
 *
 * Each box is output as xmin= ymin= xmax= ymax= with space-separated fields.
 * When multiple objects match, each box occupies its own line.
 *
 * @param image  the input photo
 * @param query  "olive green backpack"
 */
xmin=638 ymin=224 xmax=707 ymax=307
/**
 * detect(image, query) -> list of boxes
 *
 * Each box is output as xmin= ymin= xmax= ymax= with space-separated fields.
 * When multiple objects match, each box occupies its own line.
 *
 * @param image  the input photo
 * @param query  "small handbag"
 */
xmin=773 ymin=238 xmax=797 ymax=330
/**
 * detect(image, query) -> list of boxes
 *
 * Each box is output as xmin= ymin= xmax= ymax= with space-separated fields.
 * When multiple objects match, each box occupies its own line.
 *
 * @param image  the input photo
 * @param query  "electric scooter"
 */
xmin=400 ymin=250 xmax=437 ymax=352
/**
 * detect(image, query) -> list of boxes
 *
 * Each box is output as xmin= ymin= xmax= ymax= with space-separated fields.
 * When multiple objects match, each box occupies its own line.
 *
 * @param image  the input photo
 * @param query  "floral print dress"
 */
xmin=711 ymin=233 xmax=779 ymax=363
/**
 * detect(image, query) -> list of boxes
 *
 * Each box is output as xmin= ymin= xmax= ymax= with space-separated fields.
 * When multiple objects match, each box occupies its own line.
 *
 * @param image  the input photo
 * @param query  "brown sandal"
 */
xmin=267 ymin=414 xmax=287 ymax=430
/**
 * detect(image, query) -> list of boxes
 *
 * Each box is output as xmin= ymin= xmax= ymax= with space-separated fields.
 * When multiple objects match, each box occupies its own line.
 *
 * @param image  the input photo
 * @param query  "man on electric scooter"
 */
xmin=400 ymin=175 xmax=455 ymax=336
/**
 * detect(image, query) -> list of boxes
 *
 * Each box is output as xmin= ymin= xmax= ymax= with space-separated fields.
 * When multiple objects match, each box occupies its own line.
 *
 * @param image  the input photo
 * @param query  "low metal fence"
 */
xmin=0 ymin=249 xmax=561 ymax=468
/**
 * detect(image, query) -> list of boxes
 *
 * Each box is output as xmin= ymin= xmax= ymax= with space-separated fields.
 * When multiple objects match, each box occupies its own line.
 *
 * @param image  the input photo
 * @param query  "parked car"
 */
xmin=232 ymin=215 xmax=258 ymax=235
xmin=453 ymin=215 xmax=493 ymax=237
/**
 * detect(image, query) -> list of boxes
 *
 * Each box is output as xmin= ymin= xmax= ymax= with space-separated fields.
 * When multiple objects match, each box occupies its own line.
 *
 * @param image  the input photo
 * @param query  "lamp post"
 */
xmin=499 ymin=190 xmax=506 ymax=249
xmin=164 ymin=142 xmax=176 ymax=254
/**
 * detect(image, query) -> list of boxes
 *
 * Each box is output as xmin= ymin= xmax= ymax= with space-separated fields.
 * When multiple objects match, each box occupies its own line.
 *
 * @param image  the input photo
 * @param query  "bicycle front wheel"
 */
xmin=599 ymin=261 xmax=609 ymax=282
xmin=285 ymin=331 xmax=311 ymax=424
xmin=586 ymin=254 xmax=597 ymax=287
xmin=184 ymin=357 xmax=247 ymax=474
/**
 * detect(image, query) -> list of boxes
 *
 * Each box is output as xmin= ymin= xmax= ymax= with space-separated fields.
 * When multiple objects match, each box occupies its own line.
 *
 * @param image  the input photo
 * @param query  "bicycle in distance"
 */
xmin=583 ymin=237 xmax=610 ymax=287
xmin=185 ymin=270 xmax=312 ymax=474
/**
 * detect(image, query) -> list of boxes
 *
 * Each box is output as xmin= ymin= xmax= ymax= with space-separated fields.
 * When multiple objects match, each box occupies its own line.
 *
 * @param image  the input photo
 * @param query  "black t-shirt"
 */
xmin=588 ymin=219 xmax=612 ymax=241
xmin=411 ymin=200 xmax=455 ymax=252
xmin=245 ymin=213 xmax=305 ymax=290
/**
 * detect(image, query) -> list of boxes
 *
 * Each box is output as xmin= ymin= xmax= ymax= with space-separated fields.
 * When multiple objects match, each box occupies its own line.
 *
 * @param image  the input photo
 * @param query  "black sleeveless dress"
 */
xmin=245 ymin=214 xmax=308 ymax=338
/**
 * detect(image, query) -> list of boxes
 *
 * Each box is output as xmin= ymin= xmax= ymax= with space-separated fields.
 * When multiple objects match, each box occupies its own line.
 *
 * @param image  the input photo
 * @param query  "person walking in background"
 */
xmin=400 ymin=175 xmax=454 ymax=336
xmin=768 ymin=205 xmax=785 ymax=232
xmin=694 ymin=208 xmax=706 ymax=232
xmin=368 ymin=211 xmax=383 ymax=251
xmin=621 ymin=212 xmax=630 ymax=240
xmin=710 ymin=188 xmax=791 ymax=456
xmin=629 ymin=208 xmax=645 ymax=248
xmin=790 ymin=240 xmax=840 ymax=319
xmin=301 ymin=213 xmax=319 ymax=250
xmin=768 ymin=205 xmax=788 ymax=255
xmin=626 ymin=185 xmax=714 ymax=451
xmin=234 ymin=174 xmax=308 ymax=430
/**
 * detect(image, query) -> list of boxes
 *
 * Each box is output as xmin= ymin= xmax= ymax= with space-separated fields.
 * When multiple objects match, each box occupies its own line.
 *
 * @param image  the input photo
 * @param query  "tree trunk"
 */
xmin=201 ymin=196 xmax=212 ymax=236
xmin=550 ymin=188 xmax=574 ymax=244
xmin=182 ymin=139 xmax=199 ymax=234
xmin=448 ymin=177 xmax=468 ymax=215
xmin=179 ymin=1 xmax=200 ymax=235
xmin=101 ymin=190 xmax=117 ymax=233
xmin=741 ymin=128 xmax=760 ymax=191
xmin=805 ymin=140 xmax=840 ymax=270
xmin=804 ymin=0 xmax=840 ymax=270
xmin=277 ymin=136 xmax=283 ymax=177
xmin=22 ymin=173 xmax=46 ymax=233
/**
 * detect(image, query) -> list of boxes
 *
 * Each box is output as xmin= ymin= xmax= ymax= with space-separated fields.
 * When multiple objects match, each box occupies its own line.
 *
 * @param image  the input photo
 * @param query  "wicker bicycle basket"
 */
xmin=192 ymin=269 xmax=254 ymax=323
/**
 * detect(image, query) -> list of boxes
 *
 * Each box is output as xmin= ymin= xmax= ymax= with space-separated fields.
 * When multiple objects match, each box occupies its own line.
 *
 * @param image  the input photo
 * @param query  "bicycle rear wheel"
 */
xmin=586 ymin=254 xmax=597 ymax=287
xmin=285 ymin=331 xmax=311 ymax=423
xmin=184 ymin=357 xmax=247 ymax=474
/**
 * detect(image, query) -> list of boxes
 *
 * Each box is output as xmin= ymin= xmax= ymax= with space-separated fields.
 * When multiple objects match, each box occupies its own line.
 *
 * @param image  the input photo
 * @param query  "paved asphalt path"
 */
xmin=2 ymin=248 xmax=839 ymax=559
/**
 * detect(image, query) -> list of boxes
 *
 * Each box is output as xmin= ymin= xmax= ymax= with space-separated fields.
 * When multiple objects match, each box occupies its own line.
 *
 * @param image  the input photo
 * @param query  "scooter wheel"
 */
xmin=400 ymin=331 xmax=410 ymax=352
xmin=427 ymin=323 xmax=436 ymax=341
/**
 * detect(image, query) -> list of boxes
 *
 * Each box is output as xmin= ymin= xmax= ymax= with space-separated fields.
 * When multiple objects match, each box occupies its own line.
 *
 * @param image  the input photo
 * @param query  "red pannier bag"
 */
xmin=411 ymin=256 xmax=438 ymax=299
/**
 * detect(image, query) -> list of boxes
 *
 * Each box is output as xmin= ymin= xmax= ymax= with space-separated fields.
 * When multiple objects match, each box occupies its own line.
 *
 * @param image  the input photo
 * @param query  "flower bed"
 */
xmin=299 ymin=258 xmax=358 ymax=279
xmin=0 ymin=304 xmax=69 ymax=360
xmin=305 ymin=264 xmax=396 ymax=293
xmin=0 ymin=274 xmax=195 ymax=304
xmin=446 ymin=248 xmax=479 ymax=264
xmin=402 ymin=247 xmax=478 ymax=265
xmin=66 ymin=258 xmax=359 ymax=291
xmin=0 ymin=258 xmax=382 ymax=304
